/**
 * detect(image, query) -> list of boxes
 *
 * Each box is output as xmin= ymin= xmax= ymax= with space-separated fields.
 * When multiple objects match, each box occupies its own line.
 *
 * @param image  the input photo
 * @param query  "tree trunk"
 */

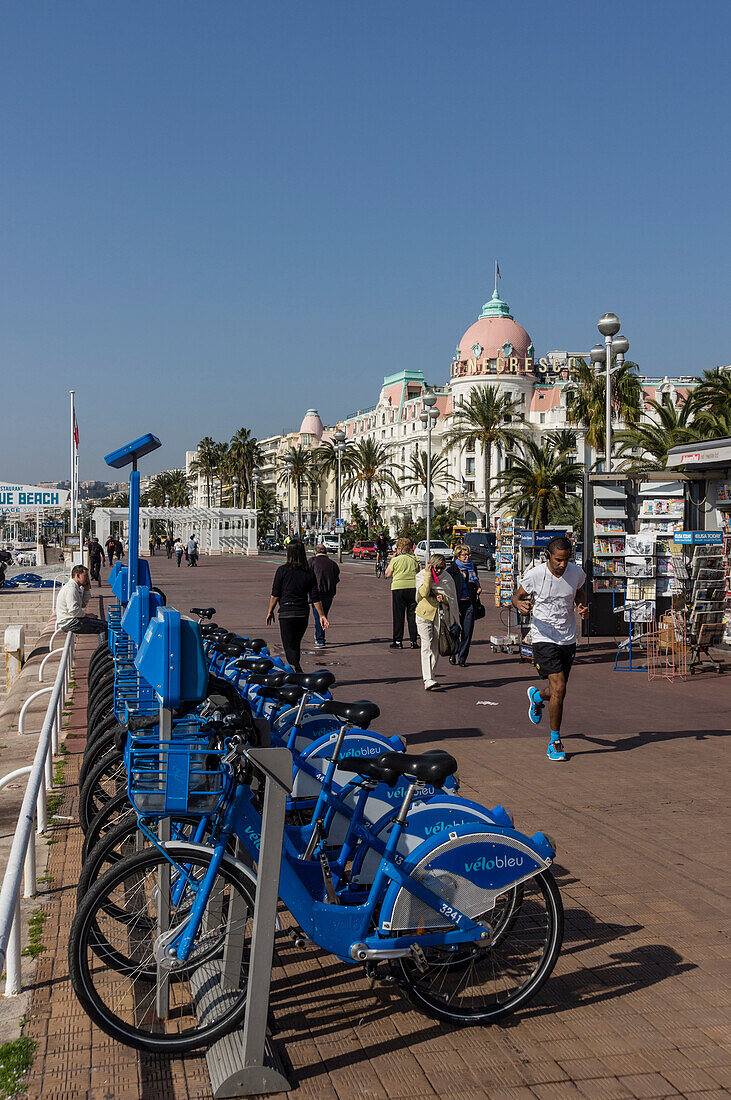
xmin=296 ymin=478 xmax=302 ymax=536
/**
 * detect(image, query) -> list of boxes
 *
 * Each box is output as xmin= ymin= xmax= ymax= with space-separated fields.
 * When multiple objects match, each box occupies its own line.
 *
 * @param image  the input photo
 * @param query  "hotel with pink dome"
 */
xmin=194 ymin=278 xmax=705 ymax=533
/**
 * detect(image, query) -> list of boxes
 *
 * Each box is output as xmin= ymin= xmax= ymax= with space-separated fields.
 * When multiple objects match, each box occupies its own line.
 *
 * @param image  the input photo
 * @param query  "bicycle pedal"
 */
xmin=410 ymin=943 xmax=428 ymax=973
xmin=319 ymin=851 xmax=340 ymax=905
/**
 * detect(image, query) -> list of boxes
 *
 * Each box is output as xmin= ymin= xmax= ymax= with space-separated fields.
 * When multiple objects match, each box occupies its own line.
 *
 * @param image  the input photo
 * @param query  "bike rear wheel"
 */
xmin=69 ymin=843 xmax=255 ymax=1052
xmin=390 ymin=871 xmax=562 ymax=1024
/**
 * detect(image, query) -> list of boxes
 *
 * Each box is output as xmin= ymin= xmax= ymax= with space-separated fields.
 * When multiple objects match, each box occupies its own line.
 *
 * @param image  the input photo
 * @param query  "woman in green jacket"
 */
xmin=385 ymin=537 xmax=420 ymax=648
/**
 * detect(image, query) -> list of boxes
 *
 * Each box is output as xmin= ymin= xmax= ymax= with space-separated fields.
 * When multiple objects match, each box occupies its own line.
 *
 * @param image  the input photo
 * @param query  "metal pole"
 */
xmin=337 ymin=449 xmax=343 ymax=563
xmin=426 ymin=419 xmax=432 ymax=557
xmin=605 ymin=333 xmax=613 ymax=472
xmin=69 ymin=390 xmax=77 ymax=539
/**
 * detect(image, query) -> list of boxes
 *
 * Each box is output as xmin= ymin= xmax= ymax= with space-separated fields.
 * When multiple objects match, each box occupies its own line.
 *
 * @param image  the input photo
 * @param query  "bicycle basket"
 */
xmin=129 ymin=737 xmax=228 ymax=816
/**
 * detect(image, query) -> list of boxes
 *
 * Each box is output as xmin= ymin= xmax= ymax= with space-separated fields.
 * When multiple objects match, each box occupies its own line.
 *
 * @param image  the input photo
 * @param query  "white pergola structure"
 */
xmin=91 ymin=506 xmax=258 ymax=556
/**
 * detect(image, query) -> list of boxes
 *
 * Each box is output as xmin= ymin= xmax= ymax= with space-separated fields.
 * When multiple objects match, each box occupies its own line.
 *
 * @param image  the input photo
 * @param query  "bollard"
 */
xmin=4 ymin=627 xmax=25 ymax=694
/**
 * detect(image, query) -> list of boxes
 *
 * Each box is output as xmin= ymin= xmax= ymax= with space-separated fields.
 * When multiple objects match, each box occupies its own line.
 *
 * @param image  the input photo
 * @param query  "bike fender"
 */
xmin=377 ymin=824 xmax=552 ymax=932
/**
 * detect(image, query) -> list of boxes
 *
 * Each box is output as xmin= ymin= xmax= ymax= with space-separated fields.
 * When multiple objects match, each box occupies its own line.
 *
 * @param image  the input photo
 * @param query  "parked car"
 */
xmin=460 ymin=531 xmax=496 ymax=570
xmin=352 ymin=541 xmax=377 ymax=560
xmin=414 ymin=539 xmax=454 ymax=565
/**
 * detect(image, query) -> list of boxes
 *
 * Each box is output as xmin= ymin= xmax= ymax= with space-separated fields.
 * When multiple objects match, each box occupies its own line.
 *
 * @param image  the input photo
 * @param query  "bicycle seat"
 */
xmin=246 ymin=671 xmax=286 ymax=688
xmin=212 ymin=642 xmax=245 ymax=657
xmin=234 ymin=657 xmax=274 ymax=674
xmin=222 ymin=632 xmax=249 ymax=646
xmin=190 ymin=607 xmax=216 ymax=619
xmin=337 ymin=752 xmax=402 ymax=787
xmin=258 ymin=684 xmax=303 ymax=705
xmin=248 ymin=638 xmax=268 ymax=654
xmin=200 ymin=623 xmax=225 ymax=635
xmin=378 ymin=749 xmax=458 ymax=788
xmin=320 ymin=699 xmax=380 ymax=728
xmin=283 ymin=670 xmax=336 ymax=693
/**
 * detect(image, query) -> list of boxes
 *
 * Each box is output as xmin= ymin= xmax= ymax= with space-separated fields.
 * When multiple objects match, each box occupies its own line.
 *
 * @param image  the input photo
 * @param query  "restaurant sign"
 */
xmin=0 ymin=482 xmax=71 ymax=511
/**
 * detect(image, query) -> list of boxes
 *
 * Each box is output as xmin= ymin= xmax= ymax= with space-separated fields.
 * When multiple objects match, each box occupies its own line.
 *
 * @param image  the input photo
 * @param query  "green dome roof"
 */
xmin=479 ymin=289 xmax=513 ymax=320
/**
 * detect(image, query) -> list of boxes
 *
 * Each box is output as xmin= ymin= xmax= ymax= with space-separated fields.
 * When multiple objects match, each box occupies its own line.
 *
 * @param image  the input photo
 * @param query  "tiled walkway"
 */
xmin=23 ymin=559 xmax=731 ymax=1099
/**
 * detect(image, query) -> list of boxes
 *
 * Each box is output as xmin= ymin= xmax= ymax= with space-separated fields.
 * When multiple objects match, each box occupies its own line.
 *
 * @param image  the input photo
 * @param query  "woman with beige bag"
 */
xmin=415 ymin=553 xmax=457 ymax=691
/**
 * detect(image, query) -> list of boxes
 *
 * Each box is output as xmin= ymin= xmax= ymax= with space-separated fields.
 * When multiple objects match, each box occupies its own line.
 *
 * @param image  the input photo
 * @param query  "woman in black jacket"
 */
xmin=446 ymin=543 xmax=482 ymax=667
xmin=266 ymin=540 xmax=330 ymax=671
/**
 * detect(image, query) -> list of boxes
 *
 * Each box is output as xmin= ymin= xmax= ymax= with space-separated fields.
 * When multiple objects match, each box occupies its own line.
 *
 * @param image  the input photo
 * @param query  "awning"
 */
xmin=666 ymin=437 xmax=731 ymax=470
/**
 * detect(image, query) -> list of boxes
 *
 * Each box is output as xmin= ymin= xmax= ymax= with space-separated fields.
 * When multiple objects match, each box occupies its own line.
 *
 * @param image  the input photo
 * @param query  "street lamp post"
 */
xmin=420 ymin=393 xmax=439 ymax=558
xmin=252 ymin=467 xmax=260 ymax=512
xmin=592 ymin=313 xmax=629 ymax=473
xmin=283 ymin=455 xmax=293 ymax=536
xmin=333 ymin=430 xmax=346 ymax=563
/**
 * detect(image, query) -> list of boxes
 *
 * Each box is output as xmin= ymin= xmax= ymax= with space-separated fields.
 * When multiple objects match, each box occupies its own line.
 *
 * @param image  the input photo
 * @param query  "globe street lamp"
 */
xmin=593 ymin=313 xmax=630 ymax=473
xmin=420 ymin=392 xmax=439 ymax=557
xmin=333 ymin=429 xmax=346 ymax=563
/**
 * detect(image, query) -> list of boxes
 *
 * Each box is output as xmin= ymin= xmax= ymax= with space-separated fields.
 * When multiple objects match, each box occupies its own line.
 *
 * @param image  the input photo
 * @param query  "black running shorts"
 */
xmin=532 ymin=642 xmax=576 ymax=680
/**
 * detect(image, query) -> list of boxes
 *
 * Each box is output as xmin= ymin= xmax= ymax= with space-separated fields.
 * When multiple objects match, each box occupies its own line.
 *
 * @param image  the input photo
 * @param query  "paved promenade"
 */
xmin=24 ymin=555 xmax=730 ymax=1099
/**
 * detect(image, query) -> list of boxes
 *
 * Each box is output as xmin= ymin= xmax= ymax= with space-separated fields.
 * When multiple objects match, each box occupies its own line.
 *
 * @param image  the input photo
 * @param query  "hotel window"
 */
xmin=465 ymin=481 xmax=475 ymax=494
xmin=465 ymin=458 xmax=475 ymax=475
xmin=540 ymin=413 xmax=546 ymax=424
xmin=466 ymin=440 xmax=475 ymax=453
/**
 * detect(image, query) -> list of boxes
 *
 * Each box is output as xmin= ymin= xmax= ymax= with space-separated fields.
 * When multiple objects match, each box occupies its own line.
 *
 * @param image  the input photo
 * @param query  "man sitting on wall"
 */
xmin=56 ymin=565 xmax=107 ymax=638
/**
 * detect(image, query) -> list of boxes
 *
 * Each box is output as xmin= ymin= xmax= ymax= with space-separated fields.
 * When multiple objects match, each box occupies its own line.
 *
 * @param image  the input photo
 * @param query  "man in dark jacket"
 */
xmin=309 ymin=545 xmax=340 ymax=648
xmin=87 ymin=537 xmax=104 ymax=587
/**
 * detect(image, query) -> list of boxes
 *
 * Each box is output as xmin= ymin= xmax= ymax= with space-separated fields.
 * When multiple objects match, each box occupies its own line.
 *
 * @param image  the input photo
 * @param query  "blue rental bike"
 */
xmin=69 ymin=721 xmax=563 ymax=1053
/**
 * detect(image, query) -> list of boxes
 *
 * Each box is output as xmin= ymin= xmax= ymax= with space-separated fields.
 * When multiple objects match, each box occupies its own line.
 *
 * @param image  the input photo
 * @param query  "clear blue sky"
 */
xmin=1 ymin=0 xmax=728 ymax=482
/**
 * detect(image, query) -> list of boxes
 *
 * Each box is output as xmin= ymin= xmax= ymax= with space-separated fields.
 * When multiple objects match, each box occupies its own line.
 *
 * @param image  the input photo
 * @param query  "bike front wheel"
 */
xmin=389 ymin=870 xmax=563 ymax=1024
xmin=69 ymin=842 xmax=256 ymax=1052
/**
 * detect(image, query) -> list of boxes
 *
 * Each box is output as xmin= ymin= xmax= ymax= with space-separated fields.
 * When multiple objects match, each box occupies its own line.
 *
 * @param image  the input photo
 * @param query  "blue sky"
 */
xmin=1 ymin=0 xmax=729 ymax=481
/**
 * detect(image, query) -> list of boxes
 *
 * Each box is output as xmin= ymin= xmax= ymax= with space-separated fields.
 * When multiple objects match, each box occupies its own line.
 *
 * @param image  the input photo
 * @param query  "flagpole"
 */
xmin=70 ymin=390 xmax=77 ymax=537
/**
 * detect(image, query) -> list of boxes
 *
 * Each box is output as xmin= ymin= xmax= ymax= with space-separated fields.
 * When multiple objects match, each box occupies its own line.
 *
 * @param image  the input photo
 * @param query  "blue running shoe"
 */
xmin=546 ymin=739 xmax=566 ymax=762
xmin=527 ymin=686 xmax=544 ymax=725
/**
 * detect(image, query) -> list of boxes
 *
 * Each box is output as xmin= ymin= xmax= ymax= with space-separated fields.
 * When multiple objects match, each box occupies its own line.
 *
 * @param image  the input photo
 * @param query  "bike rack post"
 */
xmin=204 ymin=745 xmax=292 ymax=1097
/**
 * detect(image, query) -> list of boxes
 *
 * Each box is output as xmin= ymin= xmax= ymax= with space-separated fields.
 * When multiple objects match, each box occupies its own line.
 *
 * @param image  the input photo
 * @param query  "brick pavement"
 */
xmin=23 ymin=556 xmax=731 ymax=1099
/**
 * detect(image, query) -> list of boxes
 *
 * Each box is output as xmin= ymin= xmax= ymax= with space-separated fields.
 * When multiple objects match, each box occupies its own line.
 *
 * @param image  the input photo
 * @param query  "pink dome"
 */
xmin=459 ymin=317 xmax=532 ymax=361
xmin=299 ymin=409 xmax=324 ymax=440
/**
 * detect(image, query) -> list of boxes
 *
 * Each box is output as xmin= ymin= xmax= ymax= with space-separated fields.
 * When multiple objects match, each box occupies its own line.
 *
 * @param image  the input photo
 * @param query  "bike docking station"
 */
xmin=135 ymin=608 xmax=293 ymax=1097
xmin=107 ymin=434 xmax=292 ymax=1096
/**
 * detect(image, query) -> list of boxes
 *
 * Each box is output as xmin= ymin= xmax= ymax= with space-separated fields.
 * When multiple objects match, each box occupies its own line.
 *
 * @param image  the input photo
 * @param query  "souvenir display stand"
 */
xmin=492 ymin=518 xmax=522 ymax=653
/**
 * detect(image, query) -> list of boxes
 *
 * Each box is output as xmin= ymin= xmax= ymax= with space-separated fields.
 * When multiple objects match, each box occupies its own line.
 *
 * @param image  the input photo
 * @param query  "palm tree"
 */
xmin=546 ymin=428 xmax=578 ymax=457
xmin=614 ymin=394 xmax=699 ymax=472
xmin=691 ymin=367 xmax=731 ymax=421
xmin=399 ymin=450 xmax=456 ymax=497
xmin=341 ymin=439 xmax=401 ymax=533
xmin=277 ymin=445 xmax=319 ymax=535
xmin=256 ymin=484 xmax=277 ymax=538
xmin=165 ymin=469 xmax=192 ymax=507
xmin=230 ymin=427 xmax=263 ymax=507
xmin=565 ymin=357 xmax=643 ymax=458
xmin=494 ymin=437 xmax=583 ymax=529
xmin=444 ymin=385 xmax=524 ymax=527
xmin=189 ymin=436 xmax=218 ymax=507
xmin=315 ymin=438 xmax=354 ymax=520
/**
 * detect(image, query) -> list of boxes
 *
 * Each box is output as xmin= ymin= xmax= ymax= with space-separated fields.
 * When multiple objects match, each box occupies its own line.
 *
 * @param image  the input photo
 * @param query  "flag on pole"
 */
xmin=73 ymin=413 xmax=79 ymax=448
xmin=496 ymin=261 xmax=501 ymax=280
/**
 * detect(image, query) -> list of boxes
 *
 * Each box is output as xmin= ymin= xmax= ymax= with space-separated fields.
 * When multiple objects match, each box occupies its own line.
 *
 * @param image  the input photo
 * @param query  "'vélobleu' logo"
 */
xmin=465 ymin=855 xmax=524 ymax=873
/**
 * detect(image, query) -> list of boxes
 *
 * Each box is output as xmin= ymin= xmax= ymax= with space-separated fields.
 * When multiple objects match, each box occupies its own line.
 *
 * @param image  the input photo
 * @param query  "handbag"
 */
xmin=438 ymin=609 xmax=456 ymax=656
xmin=474 ymin=598 xmax=486 ymax=621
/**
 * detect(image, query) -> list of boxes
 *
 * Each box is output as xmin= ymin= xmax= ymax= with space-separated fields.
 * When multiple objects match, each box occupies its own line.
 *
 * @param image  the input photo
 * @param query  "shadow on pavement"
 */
xmin=571 ymin=727 xmax=731 ymax=754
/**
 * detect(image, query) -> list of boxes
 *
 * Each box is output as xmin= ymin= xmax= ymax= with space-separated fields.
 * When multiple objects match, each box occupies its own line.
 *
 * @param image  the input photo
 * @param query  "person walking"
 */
xmin=512 ymin=535 xmax=588 ymax=763
xmin=148 ymin=535 xmax=156 ymax=556
xmin=386 ymin=537 xmax=419 ymax=649
xmin=266 ymin=540 xmax=329 ymax=672
xmin=165 ymin=535 xmax=174 ymax=559
xmin=415 ymin=554 xmax=453 ymax=690
xmin=105 ymin=536 xmax=116 ymax=567
xmin=87 ymin=537 xmax=104 ymax=587
xmin=187 ymin=534 xmax=199 ymax=567
xmin=174 ymin=538 xmax=184 ymax=567
xmin=309 ymin=544 xmax=340 ymax=649
xmin=114 ymin=537 xmax=124 ymax=561
xmin=447 ymin=543 xmax=482 ymax=666
xmin=56 ymin=565 xmax=107 ymax=638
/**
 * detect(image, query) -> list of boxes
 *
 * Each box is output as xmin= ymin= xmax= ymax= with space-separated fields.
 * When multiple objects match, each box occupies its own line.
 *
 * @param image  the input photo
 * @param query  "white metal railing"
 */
xmin=50 ymin=572 xmax=69 ymax=615
xmin=0 ymin=631 xmax=75 ymax=995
